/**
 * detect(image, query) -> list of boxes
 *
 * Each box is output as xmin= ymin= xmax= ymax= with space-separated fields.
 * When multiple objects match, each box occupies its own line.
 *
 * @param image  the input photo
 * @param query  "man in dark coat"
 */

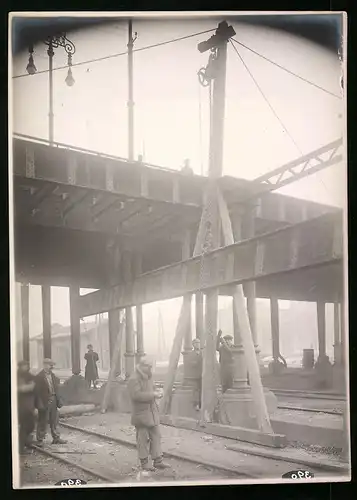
xmin=34 ymin=358 xmax=67 ymax=446
xmin=128 ymin=357 xmax=170 ymax=471
xmin=186 ymin=338 xmax=203 ymax=411
xmin=17 ymin=360 xmax=36 ymax=453
xmin=84 ymin=344 xmax=99 ymax=389
xmin=216 ymin=330 xmax=235 ymax=393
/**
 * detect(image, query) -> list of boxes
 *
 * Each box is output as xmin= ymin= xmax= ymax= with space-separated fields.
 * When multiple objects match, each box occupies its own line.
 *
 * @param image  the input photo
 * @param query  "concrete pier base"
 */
xmin=106 ymin=380 xmax=132 ymax=413
xmin=218 ymin=387 xmax=278 ymax=429
xmin=60 ymin=374 xmax=97 ymax=405
xmin=170 ymin=386 xmax=200 ymax=420
xmin=315 ymin=355 xmax=333 ymax=388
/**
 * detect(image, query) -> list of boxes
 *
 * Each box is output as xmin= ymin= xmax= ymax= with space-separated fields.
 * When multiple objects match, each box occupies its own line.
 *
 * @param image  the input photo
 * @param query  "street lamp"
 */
xmin=26 ymin=33 xmax=76 ymax=144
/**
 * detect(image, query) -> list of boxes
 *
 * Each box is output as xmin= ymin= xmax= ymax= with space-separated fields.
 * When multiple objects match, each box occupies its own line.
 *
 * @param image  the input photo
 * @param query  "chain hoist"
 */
xmin=197 ymin=48 xmax=219 ymax=87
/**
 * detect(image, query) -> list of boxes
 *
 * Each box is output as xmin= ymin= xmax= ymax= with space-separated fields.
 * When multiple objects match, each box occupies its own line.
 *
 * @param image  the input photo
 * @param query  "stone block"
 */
xmin=60 ymin=374 xmax=99 ymax=405
xmin=170 ymin=386 xmax=199 ymax=420
xmin=218 ymin=387 xmax=278 ymax=428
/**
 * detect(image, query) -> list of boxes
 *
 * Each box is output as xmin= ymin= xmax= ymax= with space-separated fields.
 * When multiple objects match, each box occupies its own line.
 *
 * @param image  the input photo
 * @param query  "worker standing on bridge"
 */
xmin=187 ymin=338 xmax=203 ymax=411
xmin=84 ymin=344 xmax=99 ymax=389
xmin=216 ymin=330 xmax=234 ymax=393
xmin=34 ymin=359 xmax=67 ymax=446
xmin=128 ymin=356 xmax=171 ymax=471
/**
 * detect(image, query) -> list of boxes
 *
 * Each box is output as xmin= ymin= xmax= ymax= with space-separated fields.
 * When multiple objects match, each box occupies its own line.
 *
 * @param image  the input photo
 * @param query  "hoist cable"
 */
xmin=229 ymin=40 xmax=303 ymax=156
xmin=231 ymin=38 xmax=341 ymax=100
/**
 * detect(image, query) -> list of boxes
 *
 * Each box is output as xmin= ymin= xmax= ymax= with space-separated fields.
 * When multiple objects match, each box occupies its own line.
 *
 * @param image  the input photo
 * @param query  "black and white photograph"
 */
xmin=9 ymin=11 xmax=349 ymax=488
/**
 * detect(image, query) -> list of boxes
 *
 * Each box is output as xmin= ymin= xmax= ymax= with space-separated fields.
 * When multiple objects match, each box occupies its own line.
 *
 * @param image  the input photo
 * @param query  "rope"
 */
xmin=229 ymin=40 xmax=302 ymax=156
xmin=231 ymin=38 xmax=341 ymax=100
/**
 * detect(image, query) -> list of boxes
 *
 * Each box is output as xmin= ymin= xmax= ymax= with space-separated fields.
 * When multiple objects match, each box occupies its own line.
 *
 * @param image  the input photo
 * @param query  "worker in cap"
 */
xmin=34 ymin=358 xmax=66 ymax=446
xmin=17 ymin=360 xmax=36 ymax=453
xmin=128 ymin=356 xmax=170 ymax=471
xmin=216 ymin=330 xmax=234 ymax=393
xmin=84 ymin=344 xmax=99 ymax=389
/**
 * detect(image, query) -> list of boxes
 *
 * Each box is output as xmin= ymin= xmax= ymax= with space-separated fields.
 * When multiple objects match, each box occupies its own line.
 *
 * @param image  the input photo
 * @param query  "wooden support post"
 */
xmin=135 ymin=254 xmax=145 ymax=362
xmin=123 ymin=251 xmax=135 ymax=378
xmin=69 ymin=285 xmax=81 ymax=375
xmin=21 ymin=284 xmax=30 ymax=363
xmin=108 ymin=310 xmax=120 ymax=371
xmin=41 ymin=285 xmax=52 ymax=359
xmin=217 ymin=187 xmax=273 ymax=434
xmin=340 ymin=299 xmax=346 ymax=366
xmin=333 ymin=302 xmax=341 ymax=365
xmin=182 ymin=230 xmax=192 ymax=353
xmin=101 ymin=317 xmax=125 ymax=413
xmin=317 ymin=300 xmax=327 ymax=359
xmin=270 ymin=297 xmax=280 ymax=361
xmin=195 ymin=292 xmax=204 ymax=341
xmin=201 ymin=288 xmax=219 ymax=421
xmin=244 ymin=205 xmax=259 ymax=350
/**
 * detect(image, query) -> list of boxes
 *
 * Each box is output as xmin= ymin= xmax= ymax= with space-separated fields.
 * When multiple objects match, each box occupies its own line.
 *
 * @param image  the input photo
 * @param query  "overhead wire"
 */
xmin=231 ymin=38 xmax=341 ymax=100
xmin=229 ymin=39 xmax=303 ymax=156
xmin=12 ymin=28 xmax=216 ymax=80
xmin=229 ymin=40 xmax=332 ymax=198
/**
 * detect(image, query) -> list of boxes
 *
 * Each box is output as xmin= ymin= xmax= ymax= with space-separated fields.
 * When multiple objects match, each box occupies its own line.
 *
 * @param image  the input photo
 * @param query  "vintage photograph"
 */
xmin=9 ymin=11 xmax=349 ymax=488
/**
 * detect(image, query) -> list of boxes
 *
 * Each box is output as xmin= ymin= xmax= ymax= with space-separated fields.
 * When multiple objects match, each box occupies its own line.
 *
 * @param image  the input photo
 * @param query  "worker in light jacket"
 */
xmin=216 ymin=330 xmax=234 ymax=393
xmin=128 ymin=357 xmax=171 ymax=472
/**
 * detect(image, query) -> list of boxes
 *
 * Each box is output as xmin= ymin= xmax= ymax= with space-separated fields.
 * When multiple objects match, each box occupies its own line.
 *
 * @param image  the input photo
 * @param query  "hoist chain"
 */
xmin=198 ymin=48 xmax=218 ymax=87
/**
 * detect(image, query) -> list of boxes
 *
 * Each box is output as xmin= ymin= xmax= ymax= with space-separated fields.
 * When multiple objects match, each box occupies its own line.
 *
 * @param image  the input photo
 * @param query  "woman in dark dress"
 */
xmin=84 ymin=344 xmax=99 ymax=388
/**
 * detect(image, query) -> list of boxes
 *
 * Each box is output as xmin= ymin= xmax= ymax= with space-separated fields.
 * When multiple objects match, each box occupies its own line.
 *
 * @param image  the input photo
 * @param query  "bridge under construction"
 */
xmin=12 ymin=17 xmax=348 ymax=484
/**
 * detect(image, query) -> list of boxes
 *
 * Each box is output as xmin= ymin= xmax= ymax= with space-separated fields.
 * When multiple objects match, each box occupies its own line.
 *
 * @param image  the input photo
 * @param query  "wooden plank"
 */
xmin=218 ymin=187 xmax=273 ymax=434
xmin=270 ymin=297 xmax=280 ymax=360
xmin=41 ymin=285 xmax=51 ymax=359
xmin=69 ymin=285 xmax=81 ymax=375
xmin=21 ymin=283 xmax=30 ymax=362
xmin=101 ymin=318 xmax=125 ymax=413
xmin=77 ymin=212 xmax=342 ymax=317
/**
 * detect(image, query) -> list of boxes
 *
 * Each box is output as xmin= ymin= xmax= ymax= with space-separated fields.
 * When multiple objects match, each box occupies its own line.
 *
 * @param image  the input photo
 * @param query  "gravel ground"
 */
xmin=19 ymin=449 xmax=104 ymax=488
xmin=19 ymin=426 xmax=237 ymax=488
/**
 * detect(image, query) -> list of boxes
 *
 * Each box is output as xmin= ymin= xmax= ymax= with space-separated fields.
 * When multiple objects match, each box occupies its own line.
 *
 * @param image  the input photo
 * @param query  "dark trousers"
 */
xmin=192 ymin=378 xmax=202 ymax=407
xmin=220 ymin=367 xmax=234 ymax=393
xmin=36 ymin=397 xmax=60 ymax=442
xmin=136 ymin=426 xmax=162 ymax=462
xmin=19 ymin=409 xmax=35 ymax=450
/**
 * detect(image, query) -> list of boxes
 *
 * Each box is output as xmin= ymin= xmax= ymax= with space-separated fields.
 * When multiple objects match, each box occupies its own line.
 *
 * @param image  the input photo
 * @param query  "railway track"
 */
xmin=24 ymin=418 xmax=347 ymax=485
xmin=29 ymin=423 xmax=252 ymax=484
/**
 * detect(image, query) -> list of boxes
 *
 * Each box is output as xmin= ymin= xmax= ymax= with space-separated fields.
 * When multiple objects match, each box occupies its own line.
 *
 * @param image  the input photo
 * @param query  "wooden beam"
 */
xmin=218 ymin=186 xmax=273 ymax=433
xmin=70 ymin=285 xmax=81 ymax=375
xmin=21 ymin=283 xmax=30 ymax=362
xmin=195 ymin=292 xmax=204 ymax=341
xmin=41 ymin=285 xmax=51 ymax=359
xmin=135 ymin=254 xmax=145 ymax=360
xmin=317 ymin=300 xmax=327 ymax=359
xmin=270 ymin=297 xmax=280 ymax=360
xmin=78 ymin=212 xmax=342 ymax=317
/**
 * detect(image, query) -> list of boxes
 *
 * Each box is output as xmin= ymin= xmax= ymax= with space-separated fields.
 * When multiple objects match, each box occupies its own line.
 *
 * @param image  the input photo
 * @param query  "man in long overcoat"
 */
xmin=84 ymin=344 xmax=99 ymax=389
xmin=34 ymin=358 xmax=67 ymax=446
xmin=17 ymin=360 xmax=36 ymax=453
xmin=216 ymin=330 xmax=235 ymax=393
xmin=186 ymin=338 xmax=203 ymax=411
xmin=128 ymin=357 xmax=170 ymax=471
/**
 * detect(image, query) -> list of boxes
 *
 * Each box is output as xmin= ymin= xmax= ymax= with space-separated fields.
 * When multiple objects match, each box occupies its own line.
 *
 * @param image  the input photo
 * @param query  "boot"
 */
xmin=153 ymin=457 xmax=171 ymax=469
xmin=52 ymin=438 xmax=67 ymax=444
xmin=140 ymin=459 xmax=154 ymax=471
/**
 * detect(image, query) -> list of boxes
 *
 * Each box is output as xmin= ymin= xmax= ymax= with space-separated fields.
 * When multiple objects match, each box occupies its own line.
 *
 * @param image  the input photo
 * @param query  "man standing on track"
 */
xmin=84 ymin=344 xmax=99 ymax=389
xmin=17 ymin=360 xmax=36 ymax=453
xmin=216 ymin=330 xmax=235 ymax=393
xmin=34 ymin=358 xmax=67 ymax=446
xmin=187 ymin=338 xmax=203 ymax=411
xmin=128 ymin=356 xmax=170 ymax=471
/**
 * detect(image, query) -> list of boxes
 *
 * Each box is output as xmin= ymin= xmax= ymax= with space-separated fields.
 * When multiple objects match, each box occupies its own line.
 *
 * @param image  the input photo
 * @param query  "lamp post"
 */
xmin=26 ymin=33 xmax=76 ymax=145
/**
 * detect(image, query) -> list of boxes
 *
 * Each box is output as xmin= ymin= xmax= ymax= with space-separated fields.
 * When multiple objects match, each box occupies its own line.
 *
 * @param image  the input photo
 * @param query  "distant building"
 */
xmin=30 ymin=319 xmax=114 ymax=372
